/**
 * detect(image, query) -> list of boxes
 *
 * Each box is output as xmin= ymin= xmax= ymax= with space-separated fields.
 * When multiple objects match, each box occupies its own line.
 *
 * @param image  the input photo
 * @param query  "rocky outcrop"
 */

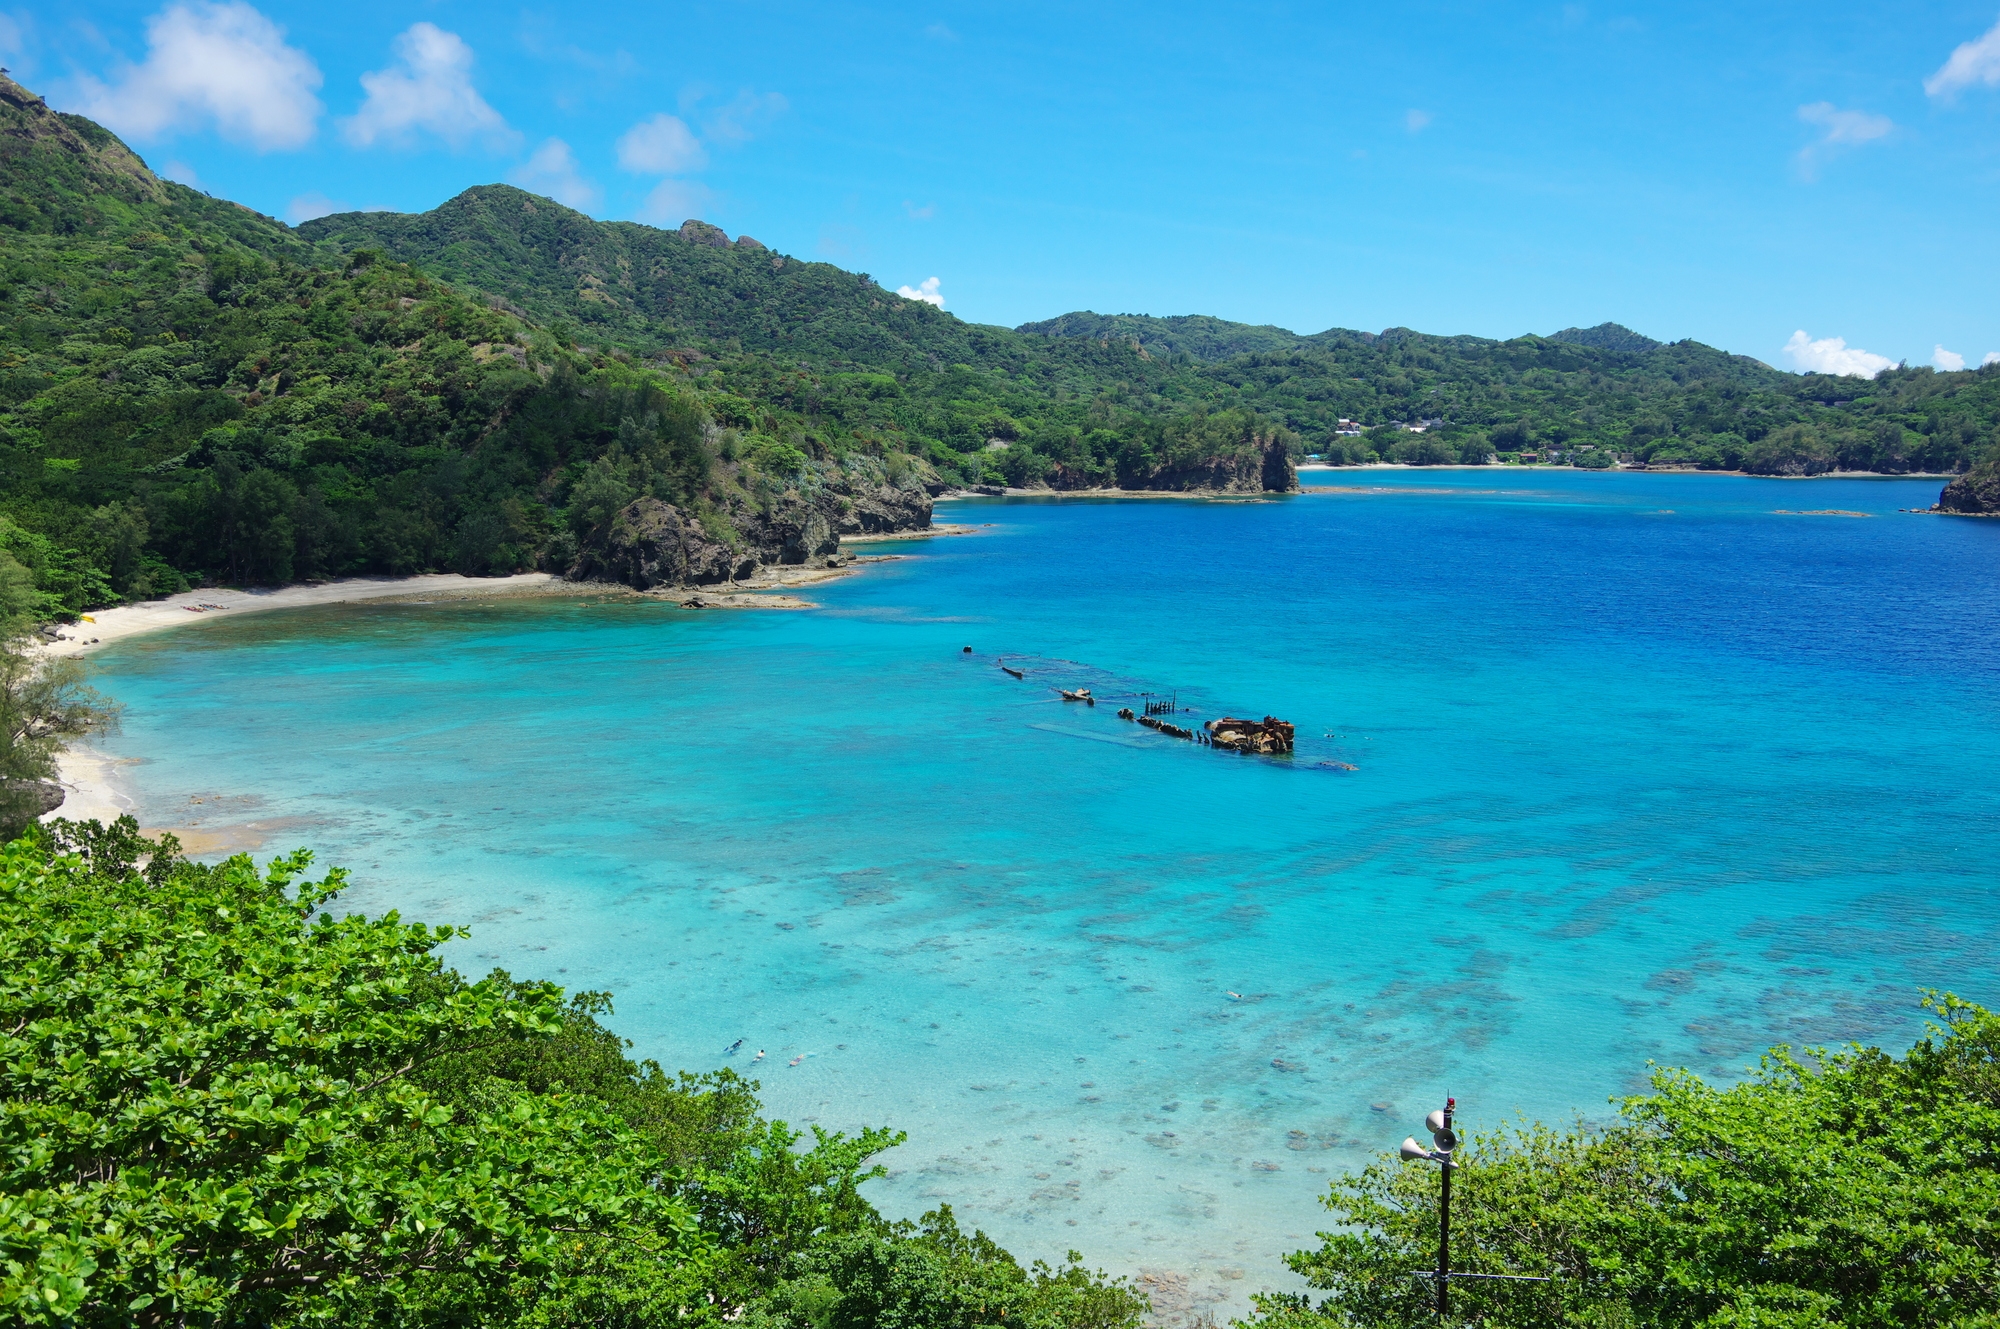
xmin=678 ymin=219 xmax=731 ymax=248
xmin=2 ymin=780 xmax=65 ymax=830
xmin=1114 ymin=435 xmax=1297 ymax=493
xmin=1935 ymin=465 xmax=2000 ymax=515
xmin=571 ymin=459 xmax=934 ymax=591
xmin=571 ymin=498 xmax=756 ymax=587
xmin=833 ymin=476 xmax=934 ymax=533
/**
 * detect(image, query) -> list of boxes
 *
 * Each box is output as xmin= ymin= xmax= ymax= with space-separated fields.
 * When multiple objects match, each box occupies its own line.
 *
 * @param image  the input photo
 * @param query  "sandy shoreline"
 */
xmin=39 ymin=529 xmax=989 ymax=840
xmin=39 ymin=572 xmax=567 ymax=660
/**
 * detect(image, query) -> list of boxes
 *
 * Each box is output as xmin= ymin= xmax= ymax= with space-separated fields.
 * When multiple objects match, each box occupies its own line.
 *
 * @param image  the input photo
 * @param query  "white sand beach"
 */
xmin=39 ymin=572 xmax=564 ymax=660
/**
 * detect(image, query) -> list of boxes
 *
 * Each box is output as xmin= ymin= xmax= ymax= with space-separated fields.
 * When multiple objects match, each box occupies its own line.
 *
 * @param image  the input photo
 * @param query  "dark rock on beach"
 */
xmin=570 ymin=497 xmax=754 ymax=588
xmin=3 ymin=780 xmax=65 ymax=819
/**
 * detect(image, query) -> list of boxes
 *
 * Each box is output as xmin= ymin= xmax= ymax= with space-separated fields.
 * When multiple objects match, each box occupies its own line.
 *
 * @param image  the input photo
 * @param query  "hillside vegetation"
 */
xmin=308 ymin=194 xmax=2000 ymax=482
xmin=5 ymin=67 xmax=1997 ymax=618
xmin=0 ymin=75 xmax=970 ymax=614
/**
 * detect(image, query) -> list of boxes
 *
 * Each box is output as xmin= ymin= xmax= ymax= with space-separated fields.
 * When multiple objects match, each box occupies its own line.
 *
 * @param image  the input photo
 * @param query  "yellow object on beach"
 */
xmin=81 ymin=615 xmax=95 ymax=622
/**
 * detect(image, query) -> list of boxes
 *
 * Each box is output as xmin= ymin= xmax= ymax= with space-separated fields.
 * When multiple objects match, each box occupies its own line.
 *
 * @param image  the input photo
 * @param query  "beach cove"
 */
xmin=61 ymin=469 xmax=2000 ymax=1321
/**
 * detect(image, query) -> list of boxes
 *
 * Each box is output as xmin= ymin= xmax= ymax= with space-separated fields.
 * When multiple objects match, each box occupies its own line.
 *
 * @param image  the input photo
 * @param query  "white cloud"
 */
xmin=1795 ymin=101 xmax=1892 ymax=176
xmin=1782 ymin=330 xmax=1895 ymax=378
xmin=69 ymin=1 xmax=321 ymax=151
xmin=1934 ymin=345 xmax=1967 ymax=372
xmin=1404 ymin=108 xmax=1432 ymax=133
xmin=616 ymin=113 xmax=705 ymax=174
xmin=1798 ymin=101 xmax=1892 ymax=146
xmin=1986 ymin=352 xmax=2000 ymax=367
xmin=1926 ymin=18 xmax=2000 ymax=98
xmin=896 ymin=276 xmax=944 ymax=307
xmin=508 ymin=138 xmax=600 ymax=210
xmin=161 ymin=158 xmax=200 ymax=186
xmin=342 ymin=23 xmax=514 ymax=150
xmin=701 ymin=89 xmax=788 ymax=146
xmin=285 ymin=190 xmax=344 ymax=223
xmin=635 ymin=177 xmax=715 ymax=226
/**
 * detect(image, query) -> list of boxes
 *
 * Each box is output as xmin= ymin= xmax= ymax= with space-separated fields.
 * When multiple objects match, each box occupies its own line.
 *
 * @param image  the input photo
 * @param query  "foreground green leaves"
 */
xmin=0 ymin=819 xmax=701 ymax=1325
xmin=0 ymin=819 xmax=1146 ymax=1328
xmin=1253 ymin=996 xmax=2000 ymax=1329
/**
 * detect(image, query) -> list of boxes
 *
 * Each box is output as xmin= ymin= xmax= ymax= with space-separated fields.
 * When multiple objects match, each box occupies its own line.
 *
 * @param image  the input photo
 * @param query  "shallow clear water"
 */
xmin=88 ymin=471 xmax=2000 ymax=1318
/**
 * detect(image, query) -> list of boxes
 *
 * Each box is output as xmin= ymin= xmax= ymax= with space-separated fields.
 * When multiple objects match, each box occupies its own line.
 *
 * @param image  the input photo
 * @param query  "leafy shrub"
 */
xmin=1391 ymin=436 xmax=1454 ymax=466
xmin=1250 ymin=995 xmax=2000 ymax=1329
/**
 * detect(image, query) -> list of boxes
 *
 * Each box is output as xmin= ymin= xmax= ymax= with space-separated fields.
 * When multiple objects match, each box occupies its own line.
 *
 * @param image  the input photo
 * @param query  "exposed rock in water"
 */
xmin=1935 ymin=465 xmax=2000 ymax=515
xmin=569 ymin=457 xmax=934 ymax=591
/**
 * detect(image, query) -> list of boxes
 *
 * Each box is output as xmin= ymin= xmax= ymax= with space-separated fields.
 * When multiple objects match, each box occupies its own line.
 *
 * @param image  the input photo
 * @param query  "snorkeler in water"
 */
xmin=724 ymin=1038 xmax=744 ymax=1054
xmin=753 ymin=1049 xmax=765 ymax=1061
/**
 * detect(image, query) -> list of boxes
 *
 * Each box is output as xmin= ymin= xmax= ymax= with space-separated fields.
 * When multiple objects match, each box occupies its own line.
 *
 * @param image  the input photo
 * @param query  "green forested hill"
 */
xmin=3 ymin=67 xmax=1997 ymax=617
xmin=0 ymin=79 xmax=955 ymax=612
xmin=0 ymin=78 xmax=1301 ymax=615
xmin=1024 ymin=312 xmax=1999 ymax=473
xmin=309 ymin=186 xmax=2000 ymax=479
xmin=301 ymin=185 xmax=1023 ymax=374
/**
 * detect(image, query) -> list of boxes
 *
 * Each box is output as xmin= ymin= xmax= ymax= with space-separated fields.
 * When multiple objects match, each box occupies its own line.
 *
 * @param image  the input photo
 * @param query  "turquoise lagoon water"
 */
xmin=87 ymin=470 xmax=2000 ymax=1317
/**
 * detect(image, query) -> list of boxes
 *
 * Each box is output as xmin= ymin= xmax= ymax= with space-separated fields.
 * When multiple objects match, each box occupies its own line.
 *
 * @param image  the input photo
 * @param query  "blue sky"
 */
xmin=9 ymin=1 xmax=2000 ymax=372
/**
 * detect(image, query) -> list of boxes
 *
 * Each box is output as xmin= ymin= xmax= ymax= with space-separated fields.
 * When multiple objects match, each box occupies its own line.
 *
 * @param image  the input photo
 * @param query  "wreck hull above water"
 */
xmin=1203 ymin=716 xmax=1295 ymax=755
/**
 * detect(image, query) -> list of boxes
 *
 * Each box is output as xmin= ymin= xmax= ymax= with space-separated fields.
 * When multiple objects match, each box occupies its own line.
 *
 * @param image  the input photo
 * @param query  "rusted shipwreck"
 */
xmin=1203 ymin=716 xmax=1295 ymax=755
xmin=1136 ymin=713 xmax=1197 ymax=740
xmin=1117 ymin=707 xmax=1295 ymax=755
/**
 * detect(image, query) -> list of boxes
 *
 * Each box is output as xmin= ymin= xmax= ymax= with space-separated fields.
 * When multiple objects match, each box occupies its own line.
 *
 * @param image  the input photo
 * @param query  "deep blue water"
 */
xmin=87 ymin=470 xmax=2000 ymax=1314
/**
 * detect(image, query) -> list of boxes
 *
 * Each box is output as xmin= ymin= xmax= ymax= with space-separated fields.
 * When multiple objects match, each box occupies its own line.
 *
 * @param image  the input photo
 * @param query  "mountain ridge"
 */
xmin=0 ymin=73 xmax=1995 ymax=617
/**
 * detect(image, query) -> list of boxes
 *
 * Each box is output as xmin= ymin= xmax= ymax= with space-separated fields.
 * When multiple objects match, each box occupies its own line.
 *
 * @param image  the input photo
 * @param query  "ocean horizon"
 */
xmin=79 ymin=470 xmax=2000 ymax=1321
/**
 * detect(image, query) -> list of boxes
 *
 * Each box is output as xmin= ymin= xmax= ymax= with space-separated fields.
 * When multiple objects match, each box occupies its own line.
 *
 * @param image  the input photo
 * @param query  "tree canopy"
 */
xmin=0 ymin=818 xmax=1147 ymax=1328
xmin=1249 ymin=995 xmax=2000 ymax=1329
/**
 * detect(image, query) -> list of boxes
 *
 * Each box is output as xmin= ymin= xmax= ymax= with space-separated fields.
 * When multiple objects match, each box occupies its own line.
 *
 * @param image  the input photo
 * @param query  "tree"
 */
xmin=1248 ymin=995 xmax=2000 ymax=1329
xmin=1393 ymin=436 xmax=1454 ymax=466
xmin=0 ymin=606 xmax=117 ymax=836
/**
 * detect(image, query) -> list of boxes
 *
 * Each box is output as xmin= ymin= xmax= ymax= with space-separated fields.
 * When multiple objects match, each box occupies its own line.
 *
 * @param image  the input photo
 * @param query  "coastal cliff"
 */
xmin=570 ymin=457 xmax=934 ymax=590
xmin=1935 ymin=462 xmax=2000 ymax=515
xmin=1037 ymin=432 xmax=1296 ymax=493
xmin=1118 ymin=432 xmax=1296 ymax=493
